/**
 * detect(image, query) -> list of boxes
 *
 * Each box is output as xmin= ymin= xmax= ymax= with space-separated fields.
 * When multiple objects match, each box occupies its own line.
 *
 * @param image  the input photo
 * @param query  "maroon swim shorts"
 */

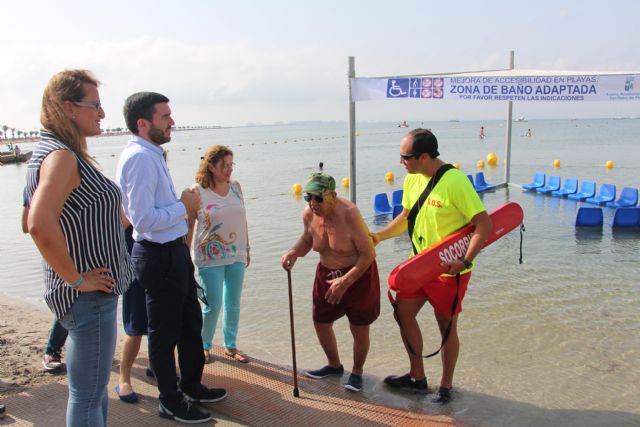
xmin=312 ymin=260 xmax=380 ymax=326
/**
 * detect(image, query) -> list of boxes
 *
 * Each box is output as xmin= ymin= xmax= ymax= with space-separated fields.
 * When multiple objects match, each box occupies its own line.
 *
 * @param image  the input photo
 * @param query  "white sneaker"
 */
xmin=42 ymin=354 xmax=63 ymax=371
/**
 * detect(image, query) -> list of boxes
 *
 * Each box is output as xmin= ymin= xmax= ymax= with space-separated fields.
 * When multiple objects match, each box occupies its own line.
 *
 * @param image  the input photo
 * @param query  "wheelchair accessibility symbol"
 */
xmin=625 ymin=77 xmax=634 ymax=92
xmin=387 ymin=79 xmax=410 ymax=98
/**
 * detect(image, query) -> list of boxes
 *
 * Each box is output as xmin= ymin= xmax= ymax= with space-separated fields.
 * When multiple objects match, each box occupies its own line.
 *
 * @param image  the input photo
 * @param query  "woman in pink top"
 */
xmin=189 ymin=145 xmax=250 ymax=363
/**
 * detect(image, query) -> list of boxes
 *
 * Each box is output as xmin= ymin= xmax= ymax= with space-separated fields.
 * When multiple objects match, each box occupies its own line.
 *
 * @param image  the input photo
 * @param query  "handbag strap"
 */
xmin=406 ymin=163 xmax=454 ymax=255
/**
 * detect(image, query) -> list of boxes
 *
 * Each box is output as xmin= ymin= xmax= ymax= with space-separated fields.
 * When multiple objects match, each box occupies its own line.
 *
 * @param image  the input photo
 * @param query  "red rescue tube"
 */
xmin=388 ymin=202 xmax=524 ymax=295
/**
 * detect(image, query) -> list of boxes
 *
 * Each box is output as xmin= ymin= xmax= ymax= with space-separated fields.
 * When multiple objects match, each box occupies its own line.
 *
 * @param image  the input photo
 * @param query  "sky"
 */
xmin=1 ymin=0 xmax=639 ymax=132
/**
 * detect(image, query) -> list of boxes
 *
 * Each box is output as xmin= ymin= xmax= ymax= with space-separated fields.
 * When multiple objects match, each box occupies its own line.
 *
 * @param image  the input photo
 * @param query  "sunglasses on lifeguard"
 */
xmin=304 ymin=193 xmax=324 ymax=203
xmin=400 ymin=152 xmax=418 ymax=160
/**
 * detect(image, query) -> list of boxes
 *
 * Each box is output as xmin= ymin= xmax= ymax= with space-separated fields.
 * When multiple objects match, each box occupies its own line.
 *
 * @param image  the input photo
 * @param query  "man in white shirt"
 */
xmin=117 ymin=92 xmax=226 ymax=424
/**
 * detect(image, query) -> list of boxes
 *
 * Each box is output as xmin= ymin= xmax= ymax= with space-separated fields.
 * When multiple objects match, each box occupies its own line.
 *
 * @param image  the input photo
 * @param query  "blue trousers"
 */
xmin=199 ymin=262 xmax=246 ymax=350
xmin=45 ymin=318 xmax=68 ymax=356
xmin=59 ymin=292 xmax=118 ymax=427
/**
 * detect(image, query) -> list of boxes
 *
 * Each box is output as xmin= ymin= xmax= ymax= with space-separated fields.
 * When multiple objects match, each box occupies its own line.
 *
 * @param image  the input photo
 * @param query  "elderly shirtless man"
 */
xmin=281 ymin=173 xmax=379 ymax=392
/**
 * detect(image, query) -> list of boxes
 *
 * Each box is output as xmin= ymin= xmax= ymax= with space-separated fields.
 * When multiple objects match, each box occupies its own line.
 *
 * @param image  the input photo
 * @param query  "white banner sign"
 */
xmin=351 ymin=74 xmax=640 ymax=102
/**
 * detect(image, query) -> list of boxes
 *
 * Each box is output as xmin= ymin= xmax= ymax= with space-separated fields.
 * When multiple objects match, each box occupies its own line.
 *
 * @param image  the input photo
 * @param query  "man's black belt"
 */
xmin=138 ymin=236 xmax=186 ymax=247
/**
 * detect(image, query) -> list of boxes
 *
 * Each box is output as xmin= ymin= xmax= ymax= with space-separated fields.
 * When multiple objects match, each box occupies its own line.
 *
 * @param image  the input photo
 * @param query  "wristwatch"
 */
xmin=459 ymin=257 xmax=472 ymax=269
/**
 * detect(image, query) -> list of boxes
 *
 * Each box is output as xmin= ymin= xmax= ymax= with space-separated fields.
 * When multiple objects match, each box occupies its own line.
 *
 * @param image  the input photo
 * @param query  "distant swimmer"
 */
xmin=319 ymin=162 xmax=324 ymax=171
xmin=399 ymin=121 xmax=409 ymax=128
xmin=526 ymin=129 xmax=532 ymax=138
xmin=479 ymin=126 xmax=485 ymax=140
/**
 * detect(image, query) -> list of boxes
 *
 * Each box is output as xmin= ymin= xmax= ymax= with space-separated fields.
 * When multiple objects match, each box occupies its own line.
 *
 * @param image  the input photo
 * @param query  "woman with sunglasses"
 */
xmin=189 ymin=145 xmax=251 ymax=363
xmin=24 ymin=69 xmax=134 ymax=426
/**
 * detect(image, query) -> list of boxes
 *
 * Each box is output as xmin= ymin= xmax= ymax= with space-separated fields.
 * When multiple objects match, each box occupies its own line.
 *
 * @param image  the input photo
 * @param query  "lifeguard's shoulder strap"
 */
xmin=406 ymin=163 xmax=455 ymax=255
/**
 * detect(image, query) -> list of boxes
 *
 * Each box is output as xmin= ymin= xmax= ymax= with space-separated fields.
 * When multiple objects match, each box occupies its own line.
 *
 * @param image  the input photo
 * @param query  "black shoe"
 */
xmin=0 ymin=403 xmax=6 ymax=419
xmin=305 ymin=365 xmax=344 ymax=379
xmin=432 ymin=387 xmax=453 ymax=404
xmin=159 ymin=398 xmax=211 ymax=424
xmin=183 ymin=384 xmax=227 ymax=403
xmin=344 ymin=373 xmax=363 ymax=392
xmin=383 ymin=373 xmax=428 ymax=394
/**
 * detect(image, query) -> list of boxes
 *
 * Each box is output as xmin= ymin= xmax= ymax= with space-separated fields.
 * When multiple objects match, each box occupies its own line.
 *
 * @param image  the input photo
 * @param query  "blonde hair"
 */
xmin=195 ymin=145 xmax=234 ymax=188
xmin=40 ymin=69 xmax=100 ymax=164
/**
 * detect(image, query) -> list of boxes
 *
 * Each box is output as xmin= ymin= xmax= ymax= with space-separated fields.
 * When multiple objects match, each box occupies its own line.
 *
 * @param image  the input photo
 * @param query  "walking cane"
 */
xmin=286 ymin=266 xmax=300 ymax=397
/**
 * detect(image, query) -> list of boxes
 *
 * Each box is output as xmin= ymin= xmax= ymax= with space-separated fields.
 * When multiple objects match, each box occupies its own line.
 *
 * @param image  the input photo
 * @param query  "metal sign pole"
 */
xmin=504 ymin=50 xmax=515 ymax=185
xmin=348 ymin=56 xmax=357 ymax=203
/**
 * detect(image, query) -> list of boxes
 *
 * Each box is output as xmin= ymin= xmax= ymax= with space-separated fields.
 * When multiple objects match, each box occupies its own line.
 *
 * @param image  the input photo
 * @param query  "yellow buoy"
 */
xmin=341 ymin=177 xmax=349 ymax=188
xmin=292 ymin=183 xmax=302 ymax=195
xmin=476 ymin=159 xmax=485 ymax=169
xmin=452 ymin=163 xmax=460 ymax=169
xmin=553 ymin=159 xmax=561 ymax=168
xmin=605 ymin=160 xmax=614 ymax=169
xmin=487 ymin=153 xmax=497 ymax=166
xmin=385 ymin=171 xmax=395 ymax=181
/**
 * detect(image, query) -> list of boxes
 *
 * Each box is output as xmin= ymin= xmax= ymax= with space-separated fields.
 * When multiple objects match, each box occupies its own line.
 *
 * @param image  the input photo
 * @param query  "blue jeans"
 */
xmin=59 ymin=292 xmax=118 ymax=427
xmin=199 ymin=262 xmax=246 ymax=350
xmin=45 ymin=319 xmax=68 ymax=356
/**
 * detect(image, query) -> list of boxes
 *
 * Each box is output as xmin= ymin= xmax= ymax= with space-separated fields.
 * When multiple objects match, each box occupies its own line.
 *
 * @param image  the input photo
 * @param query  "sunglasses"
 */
xmin=72 ymin=100 xmax=102 ymax=112
xmin=400 ymin=152 xmax=419 ymax=160
xmin=304 ymin=193 xmax=324 ymax=203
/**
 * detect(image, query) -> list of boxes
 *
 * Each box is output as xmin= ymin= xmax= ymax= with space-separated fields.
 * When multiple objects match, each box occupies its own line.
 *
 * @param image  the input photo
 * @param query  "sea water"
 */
xmin=1 ymin=119 xmax=639 ymax=426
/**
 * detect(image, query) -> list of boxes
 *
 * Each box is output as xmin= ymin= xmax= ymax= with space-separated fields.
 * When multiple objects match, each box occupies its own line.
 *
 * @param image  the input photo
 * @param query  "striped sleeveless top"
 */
xmin=24 ymin=131 xmax=134 ymax=319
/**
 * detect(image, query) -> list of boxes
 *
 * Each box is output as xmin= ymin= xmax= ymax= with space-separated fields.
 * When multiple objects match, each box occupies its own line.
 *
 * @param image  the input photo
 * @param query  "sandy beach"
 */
xmin=0 ymin=295 xmax=246 ymax=426
xmin=0 ymin=294 xmax=451 ymax=427
xmin=0 ymin=296 xmax=62 ymax=395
